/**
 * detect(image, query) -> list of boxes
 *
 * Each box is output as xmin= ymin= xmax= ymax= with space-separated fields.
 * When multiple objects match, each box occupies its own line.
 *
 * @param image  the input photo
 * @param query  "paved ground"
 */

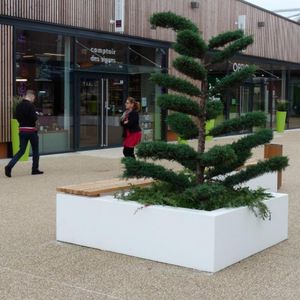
xmin=0 ymin=131 xmax=299 ymax=300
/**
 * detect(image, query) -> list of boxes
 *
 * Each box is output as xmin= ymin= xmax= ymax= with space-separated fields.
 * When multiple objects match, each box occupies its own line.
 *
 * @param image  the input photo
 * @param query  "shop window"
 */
xmin=128 ymin=46 xmax=164 ymax=141
xmin=15 ymin=29 xmax=73 ymax=154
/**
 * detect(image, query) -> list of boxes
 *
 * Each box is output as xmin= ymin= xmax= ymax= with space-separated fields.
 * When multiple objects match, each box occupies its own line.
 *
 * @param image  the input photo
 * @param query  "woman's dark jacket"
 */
xmin=121 ymin=110 xmax=141 ymax=137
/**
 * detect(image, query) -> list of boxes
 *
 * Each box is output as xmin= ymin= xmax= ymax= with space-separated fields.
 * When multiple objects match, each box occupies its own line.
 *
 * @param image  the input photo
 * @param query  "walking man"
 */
xmin=5 ymin=90 xmax=43 ymax=177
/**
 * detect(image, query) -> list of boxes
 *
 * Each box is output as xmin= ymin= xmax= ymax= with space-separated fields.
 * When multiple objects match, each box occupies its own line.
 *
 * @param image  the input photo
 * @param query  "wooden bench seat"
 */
xmin=57 ymin=144 xmax=283 ymax=197
xmin=57 ymin=178 xmax=154 ymax=197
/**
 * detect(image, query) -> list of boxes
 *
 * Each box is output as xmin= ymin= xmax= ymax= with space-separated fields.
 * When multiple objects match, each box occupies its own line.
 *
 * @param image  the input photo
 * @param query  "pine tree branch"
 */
xmin=206 ymin=129 xmax=273 ymax=178
xmin=206 ymin=100 xmax=224 ymax=120
xmin=150 ymin=12 xmax=199 ymax=33
xmin=223 ymin=156 xmax=289 ymax=186
xmin=167 ymin=112 xmax=199 ymax=139
xmin=182 ymin=183 xmax=227 ymax=203
xmin=200 ymin=145 xmax=237 ymax=167
xmin=122 ymin=158 xmax=194 ymax=189
xmin=208 ymin=30 xmax=244 ymax=49
xmin=150 ymin=73 xmax=202 ymax=97
xmin=209 ymin=112 xmax=266 ymax=136
xmin=136 ymin=141 xmax=198 ymax=171
xmin=209 ymin=66 xmax=257 ymax=96
xmin=157 ymin=94 xmax=202 ymax=117
xmin=173 ymin=56 xmax=207 ymax=81
xmin=211 ymin=36 xmax=254 ymax=64
xmin=173 ymin=30 xmax=208 ymax=58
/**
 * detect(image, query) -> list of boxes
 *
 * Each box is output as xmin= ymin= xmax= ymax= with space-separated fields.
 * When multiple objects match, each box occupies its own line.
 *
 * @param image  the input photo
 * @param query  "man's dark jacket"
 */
xmin=15 ymin=100 xmax=37 ymax=127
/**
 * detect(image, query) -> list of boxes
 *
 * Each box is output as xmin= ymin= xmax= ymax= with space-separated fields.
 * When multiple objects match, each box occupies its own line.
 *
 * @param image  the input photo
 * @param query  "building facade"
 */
xmin=1 ymin=0 xmax=300 ymax=157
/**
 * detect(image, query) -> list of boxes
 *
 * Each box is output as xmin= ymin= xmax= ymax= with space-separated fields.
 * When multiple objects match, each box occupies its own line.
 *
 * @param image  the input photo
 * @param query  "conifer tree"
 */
xmin=121 ymin=12 xmax=288 ymax=218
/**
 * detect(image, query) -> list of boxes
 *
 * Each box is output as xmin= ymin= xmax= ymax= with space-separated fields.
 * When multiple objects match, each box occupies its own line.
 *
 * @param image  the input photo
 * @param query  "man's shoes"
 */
xmin=32 ymin=170 xmax=44 ymax=175
xmin=4 ymin=166 xmax=11 ymax=178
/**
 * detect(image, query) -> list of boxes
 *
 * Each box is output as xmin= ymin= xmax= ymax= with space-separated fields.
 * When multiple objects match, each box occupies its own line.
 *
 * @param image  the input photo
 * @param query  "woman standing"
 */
xmin=120 ymin=97 xmax=142 ymax=158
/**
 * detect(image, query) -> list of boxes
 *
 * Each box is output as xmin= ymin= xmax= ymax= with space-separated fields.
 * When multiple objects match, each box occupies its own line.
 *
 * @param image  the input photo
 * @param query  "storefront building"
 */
xmin=13 ymin=24 xmax=168 ymax=153
xmin=1 ymin=0 xmax=300 ymax=157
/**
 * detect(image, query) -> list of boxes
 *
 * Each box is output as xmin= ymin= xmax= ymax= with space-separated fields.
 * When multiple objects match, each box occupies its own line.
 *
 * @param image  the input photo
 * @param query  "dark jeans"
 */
xmin=7 ymin=131 xmax=39 ymax=171
xmin=123 ymin=147 xmax=135 ymax=159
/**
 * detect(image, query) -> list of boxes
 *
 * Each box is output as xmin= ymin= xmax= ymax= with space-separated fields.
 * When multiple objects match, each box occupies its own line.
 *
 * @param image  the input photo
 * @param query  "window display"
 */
xmin=15 ymin=30 xmax=73 ymax=153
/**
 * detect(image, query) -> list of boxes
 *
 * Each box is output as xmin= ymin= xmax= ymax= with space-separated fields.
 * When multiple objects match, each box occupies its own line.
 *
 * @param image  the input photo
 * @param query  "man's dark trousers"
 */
xmin=7 ymin=131 xmax=39 ymax=171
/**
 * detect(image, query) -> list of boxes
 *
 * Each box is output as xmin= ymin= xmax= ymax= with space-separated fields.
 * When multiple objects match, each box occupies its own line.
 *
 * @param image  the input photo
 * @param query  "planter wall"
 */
xmin=56 ymin=193 xmax=288 ymax=273
xmin=56 ymin=172 xmax=287 ymax=273
xmin=11 ymin=119 xmax=30 ymax=161
xmin=205 ymin=119 xmax=215 ymax=141
xmin=276 ymin=111 xmax=287 ymax=133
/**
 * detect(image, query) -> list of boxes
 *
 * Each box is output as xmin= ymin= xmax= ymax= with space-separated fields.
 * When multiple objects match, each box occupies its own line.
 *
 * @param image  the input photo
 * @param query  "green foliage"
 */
xmin=224 ymin=156 xmax=289 ymax=186
xmin=121 ymin=13 xmax=289 ymax=220
xmin=276 ymin=99 xmax=289 ymax=112
xmin=167 ymin=113 xmax=199 ymax=139
xmin=210 ymin=66 xmax=257 ymax=96
xmin=150 ymin=73 xmax=202 ymax=97
xmin=206 ymin=100 xmax=224 ymax=120
xmin=119 ymin=183 xmax=271 ymax=220
xmin=150 ymin=12 xmax=199 ymax=33
xmin=232 ymin=128 xmax=273 ymax=154
xmin=157 ymin=94 xmax=202 ymax=117
xmin=173 ymin=30 xmax=208 ymax=58
xmin=136 ymin=141 xmax=198 ymax=171
xmin=206 ymin=129 xmax=274 ymax=179
xmin=209 ymin=112 xmax=266 ymax=136
xmin=122 ymin=158 xmax=194 ymax=190
xmin=200 ymin=145 xmax=237 ymax=167
xmin=211 ymin=36 xmax=254 ymax=64
xmin=200 ymin=187 xmax=271 ymax=220
xmin=208 ymin=30 xmax=244 ymax=49
xmin=173 ymin=56 xmax=207 ymax=81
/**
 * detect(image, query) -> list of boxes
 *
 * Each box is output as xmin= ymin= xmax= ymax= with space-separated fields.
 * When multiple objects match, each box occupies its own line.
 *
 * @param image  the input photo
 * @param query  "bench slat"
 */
xmin=57 ymin=178 xmax=154 ymax=197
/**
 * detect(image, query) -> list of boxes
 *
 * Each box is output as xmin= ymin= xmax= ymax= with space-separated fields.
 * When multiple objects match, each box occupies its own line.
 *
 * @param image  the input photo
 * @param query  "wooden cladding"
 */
xmin=0 ymin=0 xmax=299 ymax=64
xmin=125 ymin=0 xmax=300 ymax=64
xmin=0 ymin=0 xmax=114 ymax=32
xmin=0 ymin=24 xmax=13 ymax=143
xmin=1 ymin=0 xmax=299 ymax=63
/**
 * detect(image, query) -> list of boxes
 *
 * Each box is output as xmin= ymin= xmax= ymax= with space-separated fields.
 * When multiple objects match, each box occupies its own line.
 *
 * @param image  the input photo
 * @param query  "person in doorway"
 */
xmin=120 ymin=97 xmax=142 ymax=159
xmin=5 ymin=90 xmax=43 ymax=177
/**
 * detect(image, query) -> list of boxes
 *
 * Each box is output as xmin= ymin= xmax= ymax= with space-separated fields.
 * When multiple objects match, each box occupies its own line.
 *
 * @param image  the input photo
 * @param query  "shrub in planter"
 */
xmin=121 ymin=12 xmax=288 ymax=219
xmin=11 ymin=96 xmax=30 ymax=161
xmin=276 ymin=99 xmax=288 ymax=133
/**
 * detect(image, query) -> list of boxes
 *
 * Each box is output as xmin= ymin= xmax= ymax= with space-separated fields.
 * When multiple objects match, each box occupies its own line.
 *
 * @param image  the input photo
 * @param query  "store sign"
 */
xmin=90 ymin=47 xmax=117 ymax=64
xmin=232 ymin=62 xmax=249 ymax=72
xmin=115 ymin=0 xmax=125 ymax=33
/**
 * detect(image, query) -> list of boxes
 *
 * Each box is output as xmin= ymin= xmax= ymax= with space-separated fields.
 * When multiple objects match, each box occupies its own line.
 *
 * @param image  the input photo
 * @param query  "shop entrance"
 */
xmin=75 ymin=73 xmax=126 ymax=150
xmin=229 ymin=78 xmax=280 ymax=128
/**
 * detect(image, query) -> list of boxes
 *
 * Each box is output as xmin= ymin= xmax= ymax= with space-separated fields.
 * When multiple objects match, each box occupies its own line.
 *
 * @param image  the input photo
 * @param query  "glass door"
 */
xmin=107 ymin=78 xmax=126 ymax=146
xmin=77 ymin=75 xmax=105 ymax=149
xmin=76 ymin=74 xmax=126 ymax=150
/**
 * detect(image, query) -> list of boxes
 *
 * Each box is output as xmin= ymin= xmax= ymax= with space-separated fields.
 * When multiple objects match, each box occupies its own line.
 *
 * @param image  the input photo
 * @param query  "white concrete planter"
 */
xmin=56 ymin=187 xmax=288 ymax=272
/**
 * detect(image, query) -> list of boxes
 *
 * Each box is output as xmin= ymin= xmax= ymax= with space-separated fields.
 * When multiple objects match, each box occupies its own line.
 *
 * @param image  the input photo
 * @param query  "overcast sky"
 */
xmin=245 ymin=0 xmax=300 ymax=19
xmin=245 ymin=0 xmax=300 ymax=11
xmin=245 ymin=0 xmax=299 ymax=10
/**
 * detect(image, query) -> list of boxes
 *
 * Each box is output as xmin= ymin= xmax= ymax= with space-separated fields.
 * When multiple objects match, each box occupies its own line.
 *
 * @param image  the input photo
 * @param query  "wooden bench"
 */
xmin=57 ymin=144 xmax=283 ymax=197
xmin=57 ymin=178 xmax=154 ymax=197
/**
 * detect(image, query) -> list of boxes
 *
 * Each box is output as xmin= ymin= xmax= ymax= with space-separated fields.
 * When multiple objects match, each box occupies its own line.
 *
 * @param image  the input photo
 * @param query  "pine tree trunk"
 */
xmin=196 ymin=81 xmax=207 ymax=184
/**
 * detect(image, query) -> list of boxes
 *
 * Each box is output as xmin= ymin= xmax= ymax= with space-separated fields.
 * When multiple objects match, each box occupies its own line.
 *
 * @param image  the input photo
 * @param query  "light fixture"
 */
xmin=16 ymin=78 xmax=28 ymax=82
xmin=43 ymin=53 xmax=65 ymax=57
xmin=191 ymin=1 xmax=200 ymax=9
